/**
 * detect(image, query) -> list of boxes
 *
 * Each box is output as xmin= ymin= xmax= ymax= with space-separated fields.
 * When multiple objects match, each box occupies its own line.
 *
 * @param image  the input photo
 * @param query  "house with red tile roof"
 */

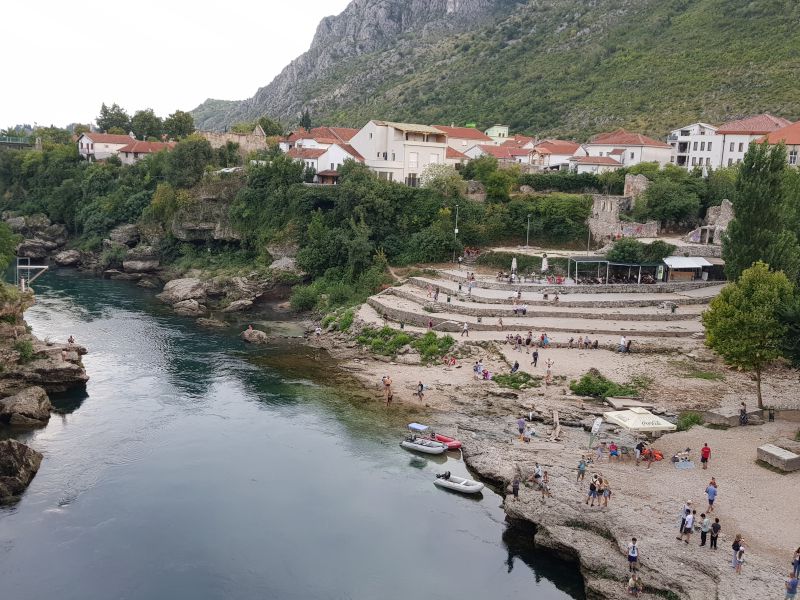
xmin=583 ymin=128 xmax=672 ymax=167
xmin=432 ymin=125 xmax=493 ymax=155
xmin=501 ymin=134 xmax=537 ymax=150
xmin=279 ymin=126 xmax=359 ymax=152
xmin=530 ymin=139 xmax=581 ymax=170
xmin=445 ymin=146 xmax=469 ymax=168
xmin=715 ymin=114 xmax=792 ymax=167
xmin=118 ymin=140 xmax=176 ymax=165
xmin=568 ymin=155 xmax=624 ymax=174
xmin=464 ymin=143 xmax=531 ymax=164
xmin=760 ymin=120 xmax=800 ymax=167
xmin=77 ymin=132 xmax=135 ymax=161
xmin=287 ymin=143 xmax=365 ymax=183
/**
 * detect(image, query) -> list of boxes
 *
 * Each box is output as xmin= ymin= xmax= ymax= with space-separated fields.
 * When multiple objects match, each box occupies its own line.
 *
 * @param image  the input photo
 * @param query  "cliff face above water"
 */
xmin=192 ymin=0 xmax=800 ymax=137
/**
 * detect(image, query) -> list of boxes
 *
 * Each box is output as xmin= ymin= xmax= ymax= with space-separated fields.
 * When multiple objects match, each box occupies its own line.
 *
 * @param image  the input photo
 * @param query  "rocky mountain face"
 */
xmin=192 ymin=0 xmax=506 ymax=130
xmin=193 ymin=0 xmax=800 ymax=137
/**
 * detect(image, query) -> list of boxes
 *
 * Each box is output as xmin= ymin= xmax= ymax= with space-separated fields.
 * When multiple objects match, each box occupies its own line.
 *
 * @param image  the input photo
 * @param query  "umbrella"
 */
xmin=602 ymin=407 xmax=676 ymax=433
xmin=511 ymin=257 xmax=517 ymax=273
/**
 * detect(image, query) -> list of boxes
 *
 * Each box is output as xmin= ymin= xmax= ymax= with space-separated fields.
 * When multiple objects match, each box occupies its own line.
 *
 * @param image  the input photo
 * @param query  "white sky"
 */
xmin=1 ymin=0 xmax=352 ymax=128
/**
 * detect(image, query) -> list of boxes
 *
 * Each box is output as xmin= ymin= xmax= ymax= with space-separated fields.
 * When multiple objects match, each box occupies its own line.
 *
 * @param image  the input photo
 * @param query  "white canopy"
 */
xmin=603 ymin=407 xmax=677 ymax=432
xmin=663 ymin=256 xmax=712 ymax=269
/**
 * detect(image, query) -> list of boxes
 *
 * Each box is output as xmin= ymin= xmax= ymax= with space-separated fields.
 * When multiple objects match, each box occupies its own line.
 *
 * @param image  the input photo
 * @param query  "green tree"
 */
xmin=484 ymin=169 xmax=516 ymax=202
xmin=300 ymin=109 xmax=312 ymax=130
xmin=131 ymin=109 xmax=163 ymax=140
xmin=257 ymin=116 xmax=284 ymax=136
xmin=0 ymin=222 xmax=21 ymax=271
xmin=165 ymin=135 xmax=213 ymax=188
xmin=33 ymin=125 xmax=72 ymax=145
xmin=163 ymin=110 xmax=195 ymax=140
xmin=605 ymin=237 xmax=644 ymax=263
xmin=778 ymin=295 xmax=800 ymax=366
xmin=96 ymin=103 xmax=131 ymax=133
xmin=702 ymin=261 xmax=795 ymax=408
xmin=461 ymin=155 xmax=497 ymax=181
xmin=723 ymin=142 xmax=800 ymax=282
xmin=420 ymin=163 xmax=465 ymax=198
xmin=638 ymin=178 xmax=700 ymax=226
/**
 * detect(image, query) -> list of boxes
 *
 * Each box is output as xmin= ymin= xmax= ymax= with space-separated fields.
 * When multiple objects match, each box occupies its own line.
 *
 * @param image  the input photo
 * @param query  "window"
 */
xmin=377 ymin=152 xmax=380 ymax=158
xmin=369 ymin=133 xmax=373 ymax=139
xmin=670 ymin=156 xmax=675 ymax=163
xmin=730 ymin=142 xmax=735 ymax=152
xmin=737 ymin=158 xmax=742 ymax=164
xmin=693 ymin=141 xmax=698 ymax=151
xmin=728 ymin=158 xmax=733 ymax=166
xmin=599 ymin=152 xmax=603 ymax=156
xmin=680 ymin=130 xmax=690 ymax=136
xmin=707 ymin=142 xmax=712 ymax=151
xmin=738 ymin=143 xmax=744 ymax=152
xmin=391 ymin=152 xmax=395 ymax=161
xmin=630 ymin=152 xmax=634 ymax=160
xmin=706 ymin=157 xmax=710 ymax=165
xmin=790 ymin=150 xmax=798 ymax=165
xmin=409 ymin=152 xmax=418 ymax=169
xmin=330 ymin=163 xmax=334 ymax=170
xmin=691 ymin=157 xmax=696 ymax=166
xmin=700 ymin=142 xmax=705 ymax=151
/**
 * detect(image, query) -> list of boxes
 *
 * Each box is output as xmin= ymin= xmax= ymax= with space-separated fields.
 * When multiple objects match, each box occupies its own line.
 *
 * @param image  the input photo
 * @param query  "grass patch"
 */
xmin=13 ymin=339 xmax=37 ymax=363
xmin=676 ymin=411 xmax=703 ymax=432
xmin=569 ymin=368 xmax=639 ymax=399
xmin=410 ymin=331 xmax=455 ymax=362
xmin=493 ymin=371 xmax=542 ymax=390
xmin=704 ymin=423 xmax=731 ymax=430
xmin=794 ymin=429 xmax=800 ymax=442
xmin=670 ymin=360 xmax=724 ymax=381
xmin=356 ymin=326 xmax=413 ymax=356
xmin=321 ymin=308 xmax=355 ymax=332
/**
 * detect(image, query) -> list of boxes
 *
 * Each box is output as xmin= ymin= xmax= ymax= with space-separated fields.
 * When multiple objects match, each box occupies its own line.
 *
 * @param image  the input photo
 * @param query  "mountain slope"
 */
xmin=192 ymin=0 xmax=800 ymax=137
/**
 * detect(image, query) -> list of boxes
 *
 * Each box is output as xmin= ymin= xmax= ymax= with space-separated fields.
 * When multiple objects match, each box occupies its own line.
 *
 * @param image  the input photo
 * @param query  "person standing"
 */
xmin=540 ymin=471 xmax=550 ymax=501
xmin=601 ymin=479 xmax=611 ymax=507
xmin=787 ymin=570 xmax=799 ymax=600
xmin=635 ymin=440 xmax=646 ymax=466
xmin=627 ymin=537 xmax=639 ymax=573
xmin=577 ymin=456 xmax=587 ymax=482
xmin=511 ymin=475 xmax=520 ymax=502
xmin=585 ymin=478 xmax=598 ymax=507
xmin=699 ymin=513 xmax=711 ymax=546
xmin=545 ymin=358 xmax=554 ymax=384
xmin=731 ymin=534 xmax=743 ymax=569
xmin=382 ymin=375 xmax=393 ymax=405
xmin=531 ymin=349 xmax=539 ymax=368
xmin=517 ymin=417 xmax=526 ymax=441
xmin=677 ymin=504 xmax=691 ymax=540
xmin=416 ymin=381 xmax=425 ymax=400
xmin=706 ymin=481 xmax=717 ymax=513
xmin=792 ymin=547 xmax=800 ymax=578
xmin=681 ymin=510 xmax=695 ymax=544
xmin=461 ymin=322 xmax=469 ymax=337
xmin=739 ymin=402 xmax=749 ymax=425
xmin=700 ymin=443 xmax=711 ymax=469
xmin=498 ymin=317 xmax=503 ymax=331
xmin=735 ymin=542 xmax=745 ymax=574
xmin=710 ymin=518 xmax=721 ymax=550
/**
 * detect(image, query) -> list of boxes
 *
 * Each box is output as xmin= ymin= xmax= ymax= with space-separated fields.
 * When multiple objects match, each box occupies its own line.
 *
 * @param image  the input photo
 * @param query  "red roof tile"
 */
xmin=118 ymin=141 xmax=175 ymax=154
xmin=716 ymin=113 xmax=792 ymax=135
xmin=571 ymin=156 xmax=623 ymax=166
xmin=760 ymin=120 xmax=800 ymax=145
xmin=81 ymin=132 xmax=135 ymax=144
xmin=588 ymin=129 xmax=670 ymax=148
xmin=288 ymin=126 xmax=359 ymax=144
xmin=533 ymin=139 xmax=580 ymax=155
xmin=338 ymin=144 xmax=365 ymax=162
xmin=433 ymin=125 xmax=492 ymax=142
xmin=475 ymin=144 xmax=529 ymax=159
xmin=316 ymin=170 xmax=339 ymax=177
xmin=287 ymin=148 xmax=326 ymax=159
xmin=446 ymin=147 xmax=469 ymax=160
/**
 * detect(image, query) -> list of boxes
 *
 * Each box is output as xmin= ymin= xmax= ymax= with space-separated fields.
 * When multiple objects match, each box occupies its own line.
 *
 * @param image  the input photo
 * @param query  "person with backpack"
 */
xmin=585 ymin=477 xmax=598 ymax=507
xmin=732 ymin=534 xmax=743 ymax=569
xmin=710 ymin=518 xmax=721 ymax=550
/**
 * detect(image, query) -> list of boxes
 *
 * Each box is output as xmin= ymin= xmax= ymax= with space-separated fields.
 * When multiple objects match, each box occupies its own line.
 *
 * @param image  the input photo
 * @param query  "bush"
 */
xmin=493 ymin=371 xmax=542 ymax=389
xmin=676 ymin=411 xmax=703 ymax=432
xmin=290 ymin=284 xmax=321 ymax=312
xmin=411 ymin=332 xmax=455 ymax=362
xmin=518 ymin=172 xmax=602 ymax=193
xmin=569 ymin=369 xmax=638 ymax=398
xmin=14 ymin=339 xmax=37 ymax=363
xmin=356 ymin=326 xmax=413 ymax=356
xmin=99 ymin=244 xmax=127 ymax=269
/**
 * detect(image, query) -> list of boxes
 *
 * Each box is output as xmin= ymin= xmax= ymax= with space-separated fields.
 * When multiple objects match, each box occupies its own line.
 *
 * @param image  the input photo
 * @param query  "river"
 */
xmin=0 ymin=269 xmax=584 ymax=600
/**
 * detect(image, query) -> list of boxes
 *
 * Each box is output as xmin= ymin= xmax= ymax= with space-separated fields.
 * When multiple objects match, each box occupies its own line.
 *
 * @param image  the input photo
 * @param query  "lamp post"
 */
xmin=452 ymin=203 xmax=460 ymax=263
xmin=525 ymin=213 xmax=531 ymax=248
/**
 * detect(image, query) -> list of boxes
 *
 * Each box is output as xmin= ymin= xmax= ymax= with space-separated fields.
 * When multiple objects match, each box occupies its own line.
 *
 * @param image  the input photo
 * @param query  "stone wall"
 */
xmin=623 ymin=173 xmax=650 ymax=199
xmin=199 ymin=130 xmax=268 ymax=154
xmin=684 ymin=199 xmax=734 ymax=246
xmin=588 ymin=194 xmax=658 ymax=242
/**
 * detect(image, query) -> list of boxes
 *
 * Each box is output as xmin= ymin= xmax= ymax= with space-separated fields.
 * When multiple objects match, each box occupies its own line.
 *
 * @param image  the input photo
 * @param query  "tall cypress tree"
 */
xmin=722 ymin=142 xmax=800 ymax=282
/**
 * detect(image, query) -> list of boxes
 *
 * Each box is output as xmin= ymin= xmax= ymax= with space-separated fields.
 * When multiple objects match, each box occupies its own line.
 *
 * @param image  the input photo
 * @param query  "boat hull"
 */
xmin=400 ymin=440 xmax=447 ymax=455
xmin=434 ymin=476 xmax=484 ymax=494
xmin=433 ymin=434 xmax=462 ymax=450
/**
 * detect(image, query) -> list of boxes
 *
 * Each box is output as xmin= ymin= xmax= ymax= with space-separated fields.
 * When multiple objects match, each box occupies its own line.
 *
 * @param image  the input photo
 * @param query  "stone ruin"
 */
xmin=588 ymin=174 xmax=659 ymax=243
xmin=683 ymin=199 xmax=734 ymax=245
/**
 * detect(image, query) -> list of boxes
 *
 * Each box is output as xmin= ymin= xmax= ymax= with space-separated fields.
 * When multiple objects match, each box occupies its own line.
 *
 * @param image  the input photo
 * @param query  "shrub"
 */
xmin=411 ymin=332 xmax=455 ymax=362
xmin=356 ymin=326 xmax=413 ymax=356
xmin=14 ymin=339 xmax=37 ymax=363
xmin=569 ymin=369 xmax=638 ymax=398
xmin=518 ymin=172 xmax=602 ymax=193
xmin=493 ymin=371 xmax=542 ymax=389
xmin=676 ymin=411 xmax=703 ymax=431
xmin=99 ymin=244 xmax=128 ymax=269
xmin=290 ymin=284 xmax=321 ymax=312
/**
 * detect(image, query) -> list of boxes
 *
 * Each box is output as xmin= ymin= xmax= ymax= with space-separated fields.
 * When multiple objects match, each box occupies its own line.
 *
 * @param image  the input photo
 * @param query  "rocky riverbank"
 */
xmin=305 ymin=316 xmax=798 ymax=600
xmin=0 ymin=284 xmax=88 ymax=502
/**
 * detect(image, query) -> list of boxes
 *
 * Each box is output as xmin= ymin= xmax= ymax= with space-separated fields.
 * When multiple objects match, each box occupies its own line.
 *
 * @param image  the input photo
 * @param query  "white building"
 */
xmin=484 ymin=124 xmax=510 ymax=144
xmin=501 ymin=134 xmax=537 ymax=150
xmin=279 ymin=126 xmax=359 ymax=153
xmin=117 ymin=140 xmax=175 ymax=165
xmin=465 ymin=144 xmax=530 ymax=164
xmin=530 ymin=139 xmax=580 ymax=170
xmin=667 ymin=122 xmax=718 ymax=172
xmin=286 ymin=147 xmax=326 ymax=171
xmin=761 ymin=121 xmax=800 ymax=167
xmin=348 ymin=121 xmax=448 ymax=186
xmin=77 ymin=132 xmax=135 ymax=161
xmin=582 ymin=129 xmax=672 ymax=167
xmin=569 ymin=155 xmax=623 ymax=174
xmin=668 ymin=114 xmax=792 ymax=172
xmin=433 ymin=125 xmax=493 ymax=153
xmin=445 ymin=147 xmax=469 ymax=169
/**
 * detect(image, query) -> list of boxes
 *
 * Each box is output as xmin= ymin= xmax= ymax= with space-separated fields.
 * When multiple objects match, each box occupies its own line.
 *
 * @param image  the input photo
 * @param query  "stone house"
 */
xmin=484 ymin=124 xmax=510 ymax=144
xmin=569 ymin=155 xmax=623 ymax=174
xmin=432 ymin=125 xmax=493 ymax=154
xmin=77 ymin=132 xmax=135 ymax=161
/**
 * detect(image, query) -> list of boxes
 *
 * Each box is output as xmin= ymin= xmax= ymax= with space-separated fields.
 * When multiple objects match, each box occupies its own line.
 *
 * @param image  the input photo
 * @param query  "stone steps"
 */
xmin=367 ymin=293 xmax=703 ymax=338
xmin=389 ymin=285 xmax=703 ymax=322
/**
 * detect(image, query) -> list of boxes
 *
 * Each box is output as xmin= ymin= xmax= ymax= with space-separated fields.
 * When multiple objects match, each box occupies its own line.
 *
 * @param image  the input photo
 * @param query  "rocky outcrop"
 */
xmin=192 ymin=0 xmax=499 ymax=129
xmin=157 ymin=278 xmax=207 ymax=305
xmin=173 ymin=299 xmax=208 ymax=317
xmin=241 ymin=328 xmax=269 ymax=344
xmin=170 ymin=179 xmax=244 ymax=242
xmin=0 ymin=386 xmax=52 ymax=426
xmin=0 ymin=439 xmax=43 ymax=503
xmin=54 ymin=249 xmax=81 ymax=266
xmin=108 ymin=224 xmax=140 ymax=247
xmin=122 ymin=259 xmax=160 ymax=273
xmin=5 ymin=213 xmax=68 ymax=259
xmin=221 ymin=299 xmax=253 ymax=313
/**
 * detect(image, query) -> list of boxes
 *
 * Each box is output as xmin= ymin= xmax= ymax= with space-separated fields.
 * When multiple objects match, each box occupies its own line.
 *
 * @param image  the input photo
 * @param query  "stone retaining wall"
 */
xmin=387 ymin=288 xmax=696 ymax=322
xmin=437 ymin=274 xmax=718 ymax=294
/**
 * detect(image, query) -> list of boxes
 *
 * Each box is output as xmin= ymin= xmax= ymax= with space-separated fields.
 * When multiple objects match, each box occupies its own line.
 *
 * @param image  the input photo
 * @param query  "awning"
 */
xmin=408 ymin=423 xmax=429 ymax=432
xmin=663 ymin=256 xmax=712 ymax=269
xmin=705 ymin=257 xmax=726 ymax=266
xmin=603 ymin=407 xmax=677 ymax=432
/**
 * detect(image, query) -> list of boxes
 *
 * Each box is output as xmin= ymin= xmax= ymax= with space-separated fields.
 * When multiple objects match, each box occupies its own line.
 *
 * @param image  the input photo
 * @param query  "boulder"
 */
xmin=241 ymin=328 xmax=269 ymax=344
xmin=16 ymin=239 xmax=50 ymax=259
xmin=222 ymin=299 xmax=253 ymax=313
xmin=0 ymin=439 xmax=43 ymax=502
xmin=40 ymin=224 xmax=68 ymax=247
xmin=0 ymin=386 xmax=52 ymax=426
xmin=126 ymin=244 xmax=157 ymax=260
xmin=197 ymin=317 xmax=226 ymax=328
xmin=519 ymin=185 xmax=534 ymax=194
xmin=108 ymin=224 xmax=140 ymax=246
xmin=156 ymin=278 xmax=207 ymax=305
xmin=172 ymin=299 xmax=208 ymax=317
xmin=269 ymin=256 xmax=299 ymax=272
xmin=137 ymin=277 xmax=161 ymax=289
xmin=54 ymin=249 xmax=81 ymax=266
xmin=122 ymin=259 xmax=160 ymax=273
xmin=4 ymin=216 xmax=26 ymax=233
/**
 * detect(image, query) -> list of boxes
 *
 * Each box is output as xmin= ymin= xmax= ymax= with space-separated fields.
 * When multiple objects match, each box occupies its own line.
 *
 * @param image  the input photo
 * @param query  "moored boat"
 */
xmin=433 ymin=472 xmax=484 ymax=494
xmin=401 ymin=423 xmax=448 ymax=454
xmin=432 ymin=433 xmax=462 ymax=450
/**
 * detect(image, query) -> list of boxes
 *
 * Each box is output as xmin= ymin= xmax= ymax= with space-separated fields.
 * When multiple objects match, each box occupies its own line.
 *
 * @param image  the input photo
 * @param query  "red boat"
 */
xmin=431 ymin=433 xmax=462 ymax=450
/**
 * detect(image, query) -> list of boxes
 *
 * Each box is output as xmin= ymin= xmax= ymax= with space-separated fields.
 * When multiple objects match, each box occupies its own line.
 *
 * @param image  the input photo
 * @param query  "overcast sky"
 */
xmin=2 ymin=0 xmax=352 ymax=128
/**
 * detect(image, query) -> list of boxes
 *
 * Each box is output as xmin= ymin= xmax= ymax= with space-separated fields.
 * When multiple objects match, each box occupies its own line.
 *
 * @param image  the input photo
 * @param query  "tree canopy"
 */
xmin=163 ymin=110 xmax=195 ymax=140
xmin=0 ymin=222 xmax=20 ymax=272
xmin=702 ymin=261 xmax=795 ymax=408
xmin=131 ymin=109 xmax=163 ymax=141
xmin=96 ymin=103 xmax=131 ymax=133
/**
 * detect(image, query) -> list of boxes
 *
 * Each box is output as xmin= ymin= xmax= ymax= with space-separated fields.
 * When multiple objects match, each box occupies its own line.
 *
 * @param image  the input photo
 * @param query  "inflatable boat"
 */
xmin=434 ymin=473 xmax=484 ymax=494
xmin=432 ymin=433 xmax=462 ymax=450
xmin=401 ymin=423 xmax=448 ymax=454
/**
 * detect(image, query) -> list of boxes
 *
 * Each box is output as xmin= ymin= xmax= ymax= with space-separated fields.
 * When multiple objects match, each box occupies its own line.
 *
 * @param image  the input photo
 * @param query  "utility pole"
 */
xmin=526 ymin=214 xmax=531 ymax=248
xmin=452 ymin=204 xmax=460 ymax=263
